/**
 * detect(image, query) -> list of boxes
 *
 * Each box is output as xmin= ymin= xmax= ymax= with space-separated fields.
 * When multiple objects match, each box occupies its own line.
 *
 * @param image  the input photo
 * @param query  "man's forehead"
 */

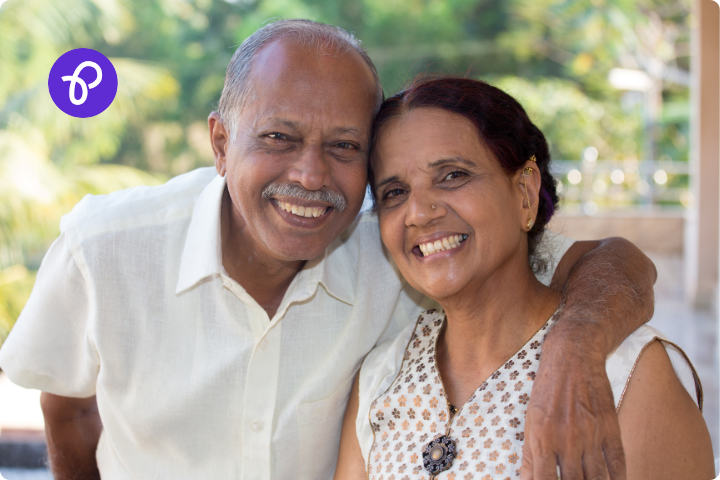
xmin=248 ymin=110 xmax=369 ymax=137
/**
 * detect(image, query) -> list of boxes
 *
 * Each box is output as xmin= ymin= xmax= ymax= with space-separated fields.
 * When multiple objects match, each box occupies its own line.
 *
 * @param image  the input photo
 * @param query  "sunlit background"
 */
xmin=0 ymin=0 xmax=718 ymax=475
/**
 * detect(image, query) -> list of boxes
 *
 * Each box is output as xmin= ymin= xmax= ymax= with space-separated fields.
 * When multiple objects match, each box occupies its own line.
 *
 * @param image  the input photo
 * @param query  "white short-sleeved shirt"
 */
xmin=0 ymin=167 xmax=574 ymax=480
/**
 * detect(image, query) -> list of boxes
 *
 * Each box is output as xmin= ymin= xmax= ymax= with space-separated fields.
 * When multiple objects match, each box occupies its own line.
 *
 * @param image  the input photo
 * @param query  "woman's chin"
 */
xmin=414 ymin=279 xmax=466 ymax=303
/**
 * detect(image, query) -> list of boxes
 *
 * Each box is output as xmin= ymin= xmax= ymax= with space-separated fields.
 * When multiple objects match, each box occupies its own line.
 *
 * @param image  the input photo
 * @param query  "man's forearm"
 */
xmin=41 ymin=393 xmax=103 ymax=480
xmin=549 ymin=236 xmax=656 ymax=354
xmin=519 ymin=236 xmax=656 ymax=479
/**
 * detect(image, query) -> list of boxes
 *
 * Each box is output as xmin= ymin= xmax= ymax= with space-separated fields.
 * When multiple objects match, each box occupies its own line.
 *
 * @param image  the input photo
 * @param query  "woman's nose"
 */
xmin=405 ymin=194 xmax=444 ymax=227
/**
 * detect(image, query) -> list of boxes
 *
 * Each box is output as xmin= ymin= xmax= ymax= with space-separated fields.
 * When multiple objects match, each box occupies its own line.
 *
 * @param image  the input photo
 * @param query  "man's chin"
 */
xmin=270 ymin=245 xmax=329 ymax=262
xmin=261 ymin=215 xmax=355 ymax=262
xmin=263 ymin=233 xmax=335 ymax=262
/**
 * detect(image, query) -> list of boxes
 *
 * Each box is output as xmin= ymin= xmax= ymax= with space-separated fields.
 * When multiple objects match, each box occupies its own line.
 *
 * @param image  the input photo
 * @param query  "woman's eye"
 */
xmin=443 ymin=171 xmax=468 ymax=182
xmin=383 ymin=188 xmax=406 ymax=200
xmin=335 ymin=142 xmax=356 ymax=150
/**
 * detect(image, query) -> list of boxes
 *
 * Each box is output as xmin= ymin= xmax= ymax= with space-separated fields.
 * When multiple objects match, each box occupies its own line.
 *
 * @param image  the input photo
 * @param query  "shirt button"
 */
xmin=259 ymin=339 xmax=269 ymax=350
xmin=250 ymin=420 xmax=263 ymax=432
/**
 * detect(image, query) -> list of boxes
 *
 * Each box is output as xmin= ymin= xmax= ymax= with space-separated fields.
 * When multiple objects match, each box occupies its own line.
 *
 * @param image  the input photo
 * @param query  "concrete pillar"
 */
xmin=686 ymin=0 xmax=719 ymax=309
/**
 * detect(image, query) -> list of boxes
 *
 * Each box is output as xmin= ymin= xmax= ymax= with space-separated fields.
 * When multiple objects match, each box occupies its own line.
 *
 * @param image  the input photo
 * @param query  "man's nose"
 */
xmin=405 ymin=192 xmax=444 ymax=227
xmin=287 ymin=144 xmax=331 ymax=191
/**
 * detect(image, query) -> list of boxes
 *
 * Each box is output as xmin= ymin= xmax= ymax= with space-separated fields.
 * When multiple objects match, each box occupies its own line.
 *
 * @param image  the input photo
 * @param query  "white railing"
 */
xmin=550 ymin=159 xmax=690 ymax=215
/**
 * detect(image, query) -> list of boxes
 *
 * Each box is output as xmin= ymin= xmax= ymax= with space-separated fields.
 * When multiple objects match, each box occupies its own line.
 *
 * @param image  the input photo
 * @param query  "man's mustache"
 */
xmin=261 ymin=183 xmax=348 ymax=212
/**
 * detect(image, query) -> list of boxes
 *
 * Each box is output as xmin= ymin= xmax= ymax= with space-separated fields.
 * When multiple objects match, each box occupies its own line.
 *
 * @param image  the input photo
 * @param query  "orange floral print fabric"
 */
xmin=367 ymin=309 xmax=556 ymax=480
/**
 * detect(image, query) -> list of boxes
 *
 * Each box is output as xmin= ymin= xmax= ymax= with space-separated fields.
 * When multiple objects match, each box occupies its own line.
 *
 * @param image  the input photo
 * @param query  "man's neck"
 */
xmin=220 ymin=190 xmax=306 ymax=319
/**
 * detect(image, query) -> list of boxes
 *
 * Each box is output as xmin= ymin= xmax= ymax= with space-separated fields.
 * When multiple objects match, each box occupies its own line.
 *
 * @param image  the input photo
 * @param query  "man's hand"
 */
xmin=521 ymin=322 xmax=625 ymax=480
xmin=521 ymin=237 xmax=656 ymax=479
xmin=41 ymin=392 xmax=103 ymax=480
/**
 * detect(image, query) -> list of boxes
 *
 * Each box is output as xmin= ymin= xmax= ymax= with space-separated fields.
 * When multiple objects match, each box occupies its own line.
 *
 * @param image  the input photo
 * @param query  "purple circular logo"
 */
xmin=48 ymin=48 xmax=118 ymax=118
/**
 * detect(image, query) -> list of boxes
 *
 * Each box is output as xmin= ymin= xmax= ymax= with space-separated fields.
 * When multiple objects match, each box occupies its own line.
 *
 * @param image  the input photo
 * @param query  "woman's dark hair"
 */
xmin=368 ymin=76 xmax=559 ymax=274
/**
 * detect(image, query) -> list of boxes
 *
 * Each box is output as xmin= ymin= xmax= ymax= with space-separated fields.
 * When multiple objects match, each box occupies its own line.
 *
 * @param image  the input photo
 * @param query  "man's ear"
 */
xmin=514 ymin=162 xmax=542 ymax=231
xmin=208 ymin=112 xmax=229 ymax=177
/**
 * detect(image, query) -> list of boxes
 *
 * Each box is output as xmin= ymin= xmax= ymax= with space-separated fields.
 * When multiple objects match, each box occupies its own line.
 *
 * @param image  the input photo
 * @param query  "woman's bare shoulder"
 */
xmin=618 ymin=340 xmax=715 ymax=480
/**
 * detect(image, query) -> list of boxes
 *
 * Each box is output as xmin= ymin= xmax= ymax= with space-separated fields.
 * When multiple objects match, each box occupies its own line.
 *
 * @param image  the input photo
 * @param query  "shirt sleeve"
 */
xmin=534 ymin=230 xmax=576 ymax=287
xmin=0 ymin=232 xmax=99 ymax=397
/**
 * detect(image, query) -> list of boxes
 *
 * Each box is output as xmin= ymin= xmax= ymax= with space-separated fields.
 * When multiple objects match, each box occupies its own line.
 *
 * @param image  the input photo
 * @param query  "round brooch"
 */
xmin=421 ymin=434 xmax=457 ymax=476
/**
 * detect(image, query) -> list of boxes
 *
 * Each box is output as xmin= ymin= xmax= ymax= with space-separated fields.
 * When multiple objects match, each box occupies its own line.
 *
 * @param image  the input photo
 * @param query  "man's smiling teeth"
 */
xmin=277 ymin=201 xmax=327 ymax=218
xmin=418 ymin=235 xmax=468 ymax=257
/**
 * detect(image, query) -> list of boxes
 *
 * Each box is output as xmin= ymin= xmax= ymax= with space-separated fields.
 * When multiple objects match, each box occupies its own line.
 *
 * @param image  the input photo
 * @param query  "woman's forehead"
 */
xmin=373 ymin=108 xmax=492 ymax=177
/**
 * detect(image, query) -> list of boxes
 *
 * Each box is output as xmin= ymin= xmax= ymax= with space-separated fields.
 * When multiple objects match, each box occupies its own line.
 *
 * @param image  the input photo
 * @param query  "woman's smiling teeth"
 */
xmin=418 ymin=234 xmax=468 ymax=257
xmin=277 ymin=201 xmax=328 ymax=218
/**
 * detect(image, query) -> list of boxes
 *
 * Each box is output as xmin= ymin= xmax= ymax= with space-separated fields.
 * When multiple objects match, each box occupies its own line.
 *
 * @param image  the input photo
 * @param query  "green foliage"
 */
xmin=0 ymin=266 xmax=36 ymax=344
xmin=491 ymin=76 xmax=643 ymax=161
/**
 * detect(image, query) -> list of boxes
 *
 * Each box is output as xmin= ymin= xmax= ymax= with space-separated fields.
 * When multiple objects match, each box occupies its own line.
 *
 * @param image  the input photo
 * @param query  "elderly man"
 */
xmin=0 ymin=19 xmax=655 ymax=480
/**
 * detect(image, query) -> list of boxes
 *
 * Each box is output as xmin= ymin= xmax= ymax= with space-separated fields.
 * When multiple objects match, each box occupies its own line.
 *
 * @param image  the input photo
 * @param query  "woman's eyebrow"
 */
xmin=375 ymin=175 xmax=400 ymax=190
xmin=427 ymin=156 xmax=476 ymax=168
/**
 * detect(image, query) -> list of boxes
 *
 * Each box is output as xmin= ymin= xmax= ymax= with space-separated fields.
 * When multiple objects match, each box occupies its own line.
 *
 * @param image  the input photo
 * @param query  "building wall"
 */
xmin=685 ymin=0 xmax=719 ymax=309
xmin=549 ymin=213 xmax=685 ymax=254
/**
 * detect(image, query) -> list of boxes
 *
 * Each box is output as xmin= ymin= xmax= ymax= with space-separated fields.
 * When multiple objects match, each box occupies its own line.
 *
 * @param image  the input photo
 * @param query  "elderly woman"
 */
xmin=334 ymin=78 xmax=714 ymax=480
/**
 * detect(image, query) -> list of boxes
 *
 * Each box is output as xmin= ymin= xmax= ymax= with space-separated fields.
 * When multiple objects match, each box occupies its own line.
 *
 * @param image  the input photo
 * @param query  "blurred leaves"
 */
xmin=0 ymin=266 xmax=36 ymax=344
xmin=493 ymin=76 xmax=643 ymax=160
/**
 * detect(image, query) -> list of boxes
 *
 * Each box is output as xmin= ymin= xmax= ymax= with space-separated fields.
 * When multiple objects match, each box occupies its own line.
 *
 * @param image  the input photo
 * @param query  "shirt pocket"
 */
xmin=296 ymin=374 xmax=354 ymax=480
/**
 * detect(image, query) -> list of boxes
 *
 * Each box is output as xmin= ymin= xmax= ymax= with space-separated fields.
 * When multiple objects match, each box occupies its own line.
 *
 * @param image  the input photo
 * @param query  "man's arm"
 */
xmin=521 ymin=237 xmax=656 ymax=480
xmin=41 ymin=393 xmax=103 ymax=480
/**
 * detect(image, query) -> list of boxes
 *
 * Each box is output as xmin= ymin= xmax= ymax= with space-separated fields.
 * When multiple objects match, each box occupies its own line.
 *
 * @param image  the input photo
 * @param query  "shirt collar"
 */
xmin=175 ymin=173 xmax=225 ymax=294
xmin=175 ymin=173 xmax=356 ymax=306
xmin=310 ymin=235 xmax=356 ymax=306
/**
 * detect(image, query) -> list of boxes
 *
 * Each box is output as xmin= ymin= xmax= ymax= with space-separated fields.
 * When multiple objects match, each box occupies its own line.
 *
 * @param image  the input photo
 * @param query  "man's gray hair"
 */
xmin=217 ymin=19 xmax=384 ymax=141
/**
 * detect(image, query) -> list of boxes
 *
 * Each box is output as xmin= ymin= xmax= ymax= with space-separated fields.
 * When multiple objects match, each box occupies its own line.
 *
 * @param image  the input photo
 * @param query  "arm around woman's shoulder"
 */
xmin=619 ymin=340 xmax=715 ymax=480
xmin=334 ymin=374 xmax=367 ymax=480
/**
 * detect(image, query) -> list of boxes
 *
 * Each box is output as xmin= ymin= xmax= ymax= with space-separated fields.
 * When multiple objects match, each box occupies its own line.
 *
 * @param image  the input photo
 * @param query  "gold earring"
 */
xmin=529 ymin=155 xmax=537 ymax=163
xmin=431 ymin=204 xmax=436 ymax=210
xmin=522 ymin=171 xmax=533 ymax=230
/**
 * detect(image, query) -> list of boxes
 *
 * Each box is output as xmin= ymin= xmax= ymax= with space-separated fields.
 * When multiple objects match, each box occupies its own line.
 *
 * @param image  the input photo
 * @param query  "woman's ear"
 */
xmin=513 ymin=161 xmax=542 ymax=231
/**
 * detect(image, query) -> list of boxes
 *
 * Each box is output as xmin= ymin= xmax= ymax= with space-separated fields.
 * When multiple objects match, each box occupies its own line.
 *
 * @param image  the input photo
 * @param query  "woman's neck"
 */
xmin=435 ymin=260 xmax=561 ymax=408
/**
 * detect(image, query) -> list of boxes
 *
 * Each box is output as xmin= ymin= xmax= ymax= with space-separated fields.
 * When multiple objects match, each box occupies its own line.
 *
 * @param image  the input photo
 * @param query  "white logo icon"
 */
xmin=62 ymin=61 xmax=103 ymax=106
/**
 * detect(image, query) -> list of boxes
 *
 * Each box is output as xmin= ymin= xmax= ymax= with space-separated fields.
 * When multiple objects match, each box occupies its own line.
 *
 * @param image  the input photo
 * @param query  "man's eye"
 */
xmin=335 ymin=142 xmax=356 ymax=150
xmin=267 ymin=133 xmax=289 ymax=140
xmin=444 ymin=171 xmax=467 ymax=181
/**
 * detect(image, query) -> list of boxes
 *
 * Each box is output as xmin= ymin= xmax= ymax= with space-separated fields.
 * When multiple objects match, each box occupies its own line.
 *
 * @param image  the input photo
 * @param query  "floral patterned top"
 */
xmin=356 ymin=309 xmax=702 ymax=480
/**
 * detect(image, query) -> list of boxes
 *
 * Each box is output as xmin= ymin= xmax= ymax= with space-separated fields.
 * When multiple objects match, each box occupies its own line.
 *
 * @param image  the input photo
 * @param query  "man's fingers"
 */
xmin=519 ymin=442 xmax=534 ymax=480
xmin=558 ymin=453 xmax=584 ymax=480
xmin=580 ymin=448 xmax=609 ymax=480
xmin=531 ymin=450 xmax=560 ymax=480
xmin=602 ymin=432 xmax=627 ymax=480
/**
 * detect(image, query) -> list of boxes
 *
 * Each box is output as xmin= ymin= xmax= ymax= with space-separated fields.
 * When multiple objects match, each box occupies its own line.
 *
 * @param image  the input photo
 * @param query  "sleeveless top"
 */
xmin=356 ymin=309 xmax=702 ymax=480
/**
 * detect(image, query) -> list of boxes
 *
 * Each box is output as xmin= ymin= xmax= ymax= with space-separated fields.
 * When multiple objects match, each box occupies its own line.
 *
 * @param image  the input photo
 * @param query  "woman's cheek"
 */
xmin=380 ymin=209 xmax=407 ymax=262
